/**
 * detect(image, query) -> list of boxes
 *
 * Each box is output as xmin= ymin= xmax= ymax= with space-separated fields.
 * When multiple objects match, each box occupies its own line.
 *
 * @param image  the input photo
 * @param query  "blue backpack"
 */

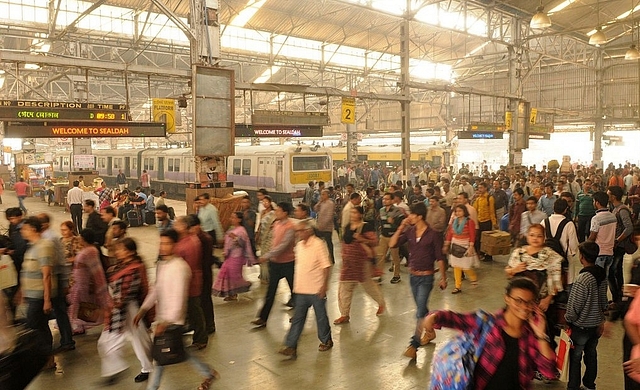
xmin=429 ymin=310 xmax=495 ymax=390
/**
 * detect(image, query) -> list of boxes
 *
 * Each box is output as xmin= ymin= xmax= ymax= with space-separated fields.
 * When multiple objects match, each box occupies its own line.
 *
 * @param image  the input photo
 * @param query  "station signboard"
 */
xmin=5 ymin=121 xmax=166 ymax=138
xmin=458 ymin=131 xmax=503 ymax=139
xmin=235 ymin=124 xmax=323 ymax=137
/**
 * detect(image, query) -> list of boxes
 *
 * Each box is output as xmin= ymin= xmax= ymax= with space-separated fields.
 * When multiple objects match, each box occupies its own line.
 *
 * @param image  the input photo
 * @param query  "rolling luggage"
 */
xmin=145 ymin=211 xmax=156 ymax=225
xmin=128 ymin=210 xmax=142 ymax=227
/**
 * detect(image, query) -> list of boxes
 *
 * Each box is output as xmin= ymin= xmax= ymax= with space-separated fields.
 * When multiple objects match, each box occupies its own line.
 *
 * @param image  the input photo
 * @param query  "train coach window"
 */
xmin=292 ymin=156 xmax=331 ymax=171
xmin=143 ymin=158 xmax=155 ymax=171
xmin=132 ymin=158 xmax=137 ymax=170
xmin=114 ymin=158 xmax=122 ymax=169
xmin=174 ymin=159 xmax=180 ymax=172
xmin=98 ymin=158 xmax=107 ymax=169
xmin=232 ymin=159 xmax=241 ymax=175
xmin=168 ymin=158 xmax=174 ymax=172
xmin=242 ymin=159 xmax=251 ymax=175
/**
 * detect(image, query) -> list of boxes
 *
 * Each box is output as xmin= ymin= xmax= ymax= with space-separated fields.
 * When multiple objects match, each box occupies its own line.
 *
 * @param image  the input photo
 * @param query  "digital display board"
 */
xmin=458 ymin=131 xmax=503 ymax=139
xmin=529 ymin=132 xmax=551 ymax=140
xmin=5 ymin=121 xmax=166 ymax=138
xmin=467 ymin=122 xmax=506 ymax=132
xmin=0 ymin=100 xmax=129 ymax=122
xmin=236 ymin=124 xmax=324 ymax=137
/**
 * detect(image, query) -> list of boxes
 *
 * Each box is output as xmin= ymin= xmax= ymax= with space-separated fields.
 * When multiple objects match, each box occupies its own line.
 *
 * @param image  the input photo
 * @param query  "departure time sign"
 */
xmin=0 ymin=100 xmax=129 ymax=121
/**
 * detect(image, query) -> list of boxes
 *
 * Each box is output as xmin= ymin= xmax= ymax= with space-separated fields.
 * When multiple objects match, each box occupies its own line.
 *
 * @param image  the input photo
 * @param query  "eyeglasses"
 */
xmin=508 ymin=295 xmax=536 ymax=308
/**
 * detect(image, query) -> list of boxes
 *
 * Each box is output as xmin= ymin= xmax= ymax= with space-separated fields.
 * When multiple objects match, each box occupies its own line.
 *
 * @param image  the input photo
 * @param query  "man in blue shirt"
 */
xmin=537 ymin=182 xmax=557 ymax=217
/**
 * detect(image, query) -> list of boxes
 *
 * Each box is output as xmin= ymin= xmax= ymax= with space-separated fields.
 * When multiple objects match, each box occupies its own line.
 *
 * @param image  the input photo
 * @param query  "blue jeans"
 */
xmin=146 ymin=351 xmax=212 ymax=390
xmin=285 ymin=293 xmax=332 ymax=349
xmin=17 ymin=196 xmax=27 ymax=214
xmin=568 ymin=326 xmax=600 ymax=390
xmin=595 ymin=255 xmax=613 ymax=272
xmin=409 ymin=274 xmax=434 ymax=348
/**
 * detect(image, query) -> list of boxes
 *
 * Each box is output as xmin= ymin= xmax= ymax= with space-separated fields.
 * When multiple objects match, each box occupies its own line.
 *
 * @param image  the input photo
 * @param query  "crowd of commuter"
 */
xmin=4 ymin=159 xmax=640 ymax=389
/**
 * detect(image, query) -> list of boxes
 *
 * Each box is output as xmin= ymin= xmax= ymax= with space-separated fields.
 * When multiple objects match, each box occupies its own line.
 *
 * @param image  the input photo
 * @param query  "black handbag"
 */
xmin=450 ymin=243 xmax=467 ymax=258
xmin=152 ymin=325 xmax=187 ymax=366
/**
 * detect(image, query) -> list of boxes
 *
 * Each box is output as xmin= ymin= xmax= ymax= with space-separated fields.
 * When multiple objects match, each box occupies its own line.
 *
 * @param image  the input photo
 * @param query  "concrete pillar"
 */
xmin=400 ymin=15 xmax=411 ymax=179
xmin=593 ymin=49 xmax=603 ymax=168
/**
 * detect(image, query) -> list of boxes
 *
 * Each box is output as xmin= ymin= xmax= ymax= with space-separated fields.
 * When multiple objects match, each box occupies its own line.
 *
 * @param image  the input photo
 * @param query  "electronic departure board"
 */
xmin=0 ymin=100 xmax=129 ymax=121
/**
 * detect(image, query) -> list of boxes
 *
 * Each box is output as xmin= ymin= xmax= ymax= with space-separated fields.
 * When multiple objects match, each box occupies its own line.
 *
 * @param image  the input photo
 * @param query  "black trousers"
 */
xmin=258 ymin=261 xmax=294 ymax=322
xmin=201 ymin=258 xmax=215 ymax=333
xmin=317 ymin=231 xmax=335 ymax=264
xmin=577 ymin=215 xmax=593 ymax=243
xmin=69 ymin=204 xmax=83 ymax=233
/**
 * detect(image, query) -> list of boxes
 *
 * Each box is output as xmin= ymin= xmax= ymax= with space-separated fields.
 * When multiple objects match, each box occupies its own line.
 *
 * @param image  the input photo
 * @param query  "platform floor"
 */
xmin=4 ymin=192 xmax=626 ymax=390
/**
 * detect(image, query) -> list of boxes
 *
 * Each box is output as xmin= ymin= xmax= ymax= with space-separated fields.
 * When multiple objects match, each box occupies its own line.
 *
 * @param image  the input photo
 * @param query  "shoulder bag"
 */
xmin=152 ymin=324 xmax=187 ymax=366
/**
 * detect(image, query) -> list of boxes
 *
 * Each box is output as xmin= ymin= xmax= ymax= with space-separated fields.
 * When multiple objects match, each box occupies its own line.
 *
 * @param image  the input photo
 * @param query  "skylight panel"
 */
xmin=230 ymin=0 xmax=267 ymax=27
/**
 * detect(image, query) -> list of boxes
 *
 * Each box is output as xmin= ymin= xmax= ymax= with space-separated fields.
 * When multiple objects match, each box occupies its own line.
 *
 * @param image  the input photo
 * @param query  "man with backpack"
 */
xmin=608 ymin=186 xmax=637 ymax=312
xmin=588 ymin=191 xmax=617 ymax=304
xmin=540 ymin=199 xmax=579 ymax=285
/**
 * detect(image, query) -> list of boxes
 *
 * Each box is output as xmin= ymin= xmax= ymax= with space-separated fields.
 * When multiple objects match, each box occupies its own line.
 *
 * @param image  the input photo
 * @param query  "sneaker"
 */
xmin=318 ymin=340 xmax=334 ymax=351
xmin=134 ymin=372 xmax=149 ymax=383
xmin=278 ymin=346 xmax=297 ymax=356
xmin=388 ymin=266 xmax=394 ymax=272
xmin=403 ymin=345 xmax=417 ymax=360
xmin=390 ymin=276 xmax=401 ymax=284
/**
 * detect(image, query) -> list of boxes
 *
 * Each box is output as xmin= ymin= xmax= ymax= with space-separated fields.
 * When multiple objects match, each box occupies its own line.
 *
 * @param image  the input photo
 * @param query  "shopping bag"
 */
xmin=0 ymin=255 xmax=17 ymax=290
xmin=556 ymin=328 xmax=572 ymax=382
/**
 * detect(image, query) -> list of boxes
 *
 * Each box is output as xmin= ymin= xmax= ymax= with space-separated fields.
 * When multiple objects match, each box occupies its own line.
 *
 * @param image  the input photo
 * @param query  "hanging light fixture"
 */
xmin=626 ymin=0 xmax=640 ymax=59
xmin=589 ymin=0 xmax=607 ymax=45
xmin=530 ymin=2 xmax=551 ymax=29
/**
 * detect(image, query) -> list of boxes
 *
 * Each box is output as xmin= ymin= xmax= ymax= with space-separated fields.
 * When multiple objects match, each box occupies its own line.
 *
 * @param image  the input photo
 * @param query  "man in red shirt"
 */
xmin=13 ymin=177 xmax=29 ymax=214
xmin=173 ymin=215 xmax=207 ymax=349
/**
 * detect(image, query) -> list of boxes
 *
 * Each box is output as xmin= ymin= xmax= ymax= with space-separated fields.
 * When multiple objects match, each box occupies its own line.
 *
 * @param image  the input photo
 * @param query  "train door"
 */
xmin=257 ymin=157 xmax=268 ymax=189
xmin=432 ymin=156 xmax=442 ymax=167
xmin=276 ymin=158 xmax=283 ymax=192
xmin=157 ymin=157 xmax=165 ymax=181
xmin=124 ymin=157 xmax=131 ymax=178
xmin=107 ymin=157 xmax=113 ymax=175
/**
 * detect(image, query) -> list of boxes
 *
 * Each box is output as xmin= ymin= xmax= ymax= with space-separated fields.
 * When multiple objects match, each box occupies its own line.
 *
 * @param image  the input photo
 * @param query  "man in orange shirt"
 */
xmin=13 ymin=177 xmax=29 ymax=214
xmin=472 ymin=182 xmax=497 ymax=261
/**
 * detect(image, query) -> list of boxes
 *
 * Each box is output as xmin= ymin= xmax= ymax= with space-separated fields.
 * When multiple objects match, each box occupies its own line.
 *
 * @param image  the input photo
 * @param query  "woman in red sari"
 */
xmin=66 ymin=227 xmax=109 ymax=335
xmin=334 ymin=206 xmax=386 ymax=324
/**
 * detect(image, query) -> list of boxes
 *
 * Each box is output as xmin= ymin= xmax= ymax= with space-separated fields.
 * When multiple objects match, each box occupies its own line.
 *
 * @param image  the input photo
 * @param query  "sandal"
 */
xmin=471 ymin=281 xmax=479 ymax=287
xmin=451 ymin=288 xmax=462 ymax=294
xmin=197 ymin=370 xmax=220 ymax=390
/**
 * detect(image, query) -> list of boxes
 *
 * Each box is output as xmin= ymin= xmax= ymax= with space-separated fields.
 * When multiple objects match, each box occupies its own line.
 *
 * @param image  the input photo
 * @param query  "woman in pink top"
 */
xmin=212 ymin=212 xmax=256 ymax=301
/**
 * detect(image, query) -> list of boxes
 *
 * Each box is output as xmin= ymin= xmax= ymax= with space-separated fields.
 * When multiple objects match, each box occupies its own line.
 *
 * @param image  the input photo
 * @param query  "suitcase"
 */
xmin=128 ymin=210 xmax=142 ymax=227
xmin=145 ymin=211 xmax=156 ymax=225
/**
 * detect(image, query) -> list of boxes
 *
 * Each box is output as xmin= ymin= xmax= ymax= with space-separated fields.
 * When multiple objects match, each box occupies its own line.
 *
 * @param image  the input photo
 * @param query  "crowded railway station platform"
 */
xmin=6 ymin=0 xmax=640 ymax=389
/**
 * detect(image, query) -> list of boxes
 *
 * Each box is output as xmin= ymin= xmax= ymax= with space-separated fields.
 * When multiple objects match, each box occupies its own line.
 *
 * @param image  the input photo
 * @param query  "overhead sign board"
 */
xmin=467 ymin=122 xmax=505 ymax=132
xmin=0 ymin=100 xmax=129 ymax=122
xmin=529 ymin=107 xmax=538 ymax=125
xmin=5 ymin=121 xmax=166 ymax=138
xmin=504 ymin=112 xmax=513 ymax=130
xmin=235 ymin=124 xmax=323 ymax=137
xmin=252 ymin=110 xmax=329 ymax=127
xmin=341 ymin=97 xmax=356 ymax=124
xmin=152 ymin=98 xmax=176 ymax=134
xmin=458 ymin=131 xmax=504 ymax=139
xmin=529 ymin=132 xmax=551 ymax=140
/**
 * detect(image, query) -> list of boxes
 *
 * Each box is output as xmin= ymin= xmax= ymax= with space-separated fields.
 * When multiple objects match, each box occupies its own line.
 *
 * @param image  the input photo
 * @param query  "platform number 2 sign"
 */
xmin=341 ymin=97 xmax=356 ymax=124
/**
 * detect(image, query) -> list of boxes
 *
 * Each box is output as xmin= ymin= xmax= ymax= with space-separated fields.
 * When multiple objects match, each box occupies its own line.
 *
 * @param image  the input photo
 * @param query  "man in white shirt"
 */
xmin=341 ymin=192 xmax=362 ymax=231
xmin=135 ymin=229 xmax=218 ymax=390
xmin=540 ymin=199 xmax=580 ymax=284
xmin=67 ymin=180 xmax=84 ymax=234
xmin=278 ymin=220 xmax=333 ymax=357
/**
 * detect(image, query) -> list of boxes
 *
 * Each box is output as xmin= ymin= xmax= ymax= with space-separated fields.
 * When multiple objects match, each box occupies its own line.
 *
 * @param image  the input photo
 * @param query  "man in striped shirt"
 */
xmin=565 ymin=241 xmax=608 ymax=390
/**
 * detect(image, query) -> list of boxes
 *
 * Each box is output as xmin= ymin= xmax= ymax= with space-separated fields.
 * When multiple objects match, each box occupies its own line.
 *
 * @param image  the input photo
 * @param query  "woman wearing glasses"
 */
xmin=420 ymin=277 xmax=557 ymax=389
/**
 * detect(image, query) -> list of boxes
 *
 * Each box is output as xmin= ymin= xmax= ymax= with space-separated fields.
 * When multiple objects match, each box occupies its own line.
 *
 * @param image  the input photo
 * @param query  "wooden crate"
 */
xmin=480 ymin=242 xmax=512 ymax=256
xmin=481 ymin=230 xmax=511 ymax=247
